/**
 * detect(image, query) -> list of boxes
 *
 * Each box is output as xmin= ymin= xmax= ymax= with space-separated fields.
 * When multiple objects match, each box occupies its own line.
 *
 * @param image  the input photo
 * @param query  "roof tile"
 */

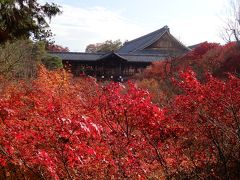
xmin=117 ymin=26 xmax=169 ymax=53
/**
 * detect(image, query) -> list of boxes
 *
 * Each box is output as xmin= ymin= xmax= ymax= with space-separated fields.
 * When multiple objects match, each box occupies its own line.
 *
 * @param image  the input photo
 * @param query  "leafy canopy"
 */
xmin=0 ymin=0 xmax=62 ymax=43
xmin=85 ymin=39 xmax=123 ymax=53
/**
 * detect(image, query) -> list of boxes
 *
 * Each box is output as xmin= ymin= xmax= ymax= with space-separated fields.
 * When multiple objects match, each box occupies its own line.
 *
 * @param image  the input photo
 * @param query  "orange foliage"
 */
xmin=0 ymin=60 xmax=239 ymax=179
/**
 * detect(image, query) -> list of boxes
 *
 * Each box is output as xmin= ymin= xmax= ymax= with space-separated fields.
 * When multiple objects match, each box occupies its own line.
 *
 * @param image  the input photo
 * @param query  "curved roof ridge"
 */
xmin=96 ymin=52 xmax=127 ymax=61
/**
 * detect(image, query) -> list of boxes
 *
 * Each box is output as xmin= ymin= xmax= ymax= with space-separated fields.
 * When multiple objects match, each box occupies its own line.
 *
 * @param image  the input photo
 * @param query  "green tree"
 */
xmin=41 ymin=55 xmax=63 ymax=70
xmin=0 ymin=0 xmax=61 ymax=43
xmin=85 ymin=39 xmax=123 ymax=53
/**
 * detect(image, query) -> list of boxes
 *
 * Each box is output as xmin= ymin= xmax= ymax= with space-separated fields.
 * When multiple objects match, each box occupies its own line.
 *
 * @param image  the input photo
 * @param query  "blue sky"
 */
xmin=42 ymin=0 xmax=229 ymax=51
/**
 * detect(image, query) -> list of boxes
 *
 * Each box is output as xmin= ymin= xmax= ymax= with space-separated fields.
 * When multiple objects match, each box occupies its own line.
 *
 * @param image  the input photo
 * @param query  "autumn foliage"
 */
xmin=137 ymin=42 xmax=240 ymax=105
xmin=0 ymin=42 xmax=239 ymax=179
xmin=0 ymin=68 xmax=104 ymax=179
xmin=168 ymin=70 xmax=240 ymax=179
xmin=143 ymin=42 xmax=240 ymax=80
xmin=46 ymin=44 xmax=70 ymax=52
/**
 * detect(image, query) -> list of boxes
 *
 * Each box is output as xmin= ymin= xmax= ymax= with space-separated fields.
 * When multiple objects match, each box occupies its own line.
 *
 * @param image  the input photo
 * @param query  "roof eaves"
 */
xmin=119 ymin=53 xmax=167 ymax=57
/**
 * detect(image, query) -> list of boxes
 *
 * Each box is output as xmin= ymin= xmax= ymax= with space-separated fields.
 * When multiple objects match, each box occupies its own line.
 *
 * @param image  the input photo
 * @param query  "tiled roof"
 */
xmin=48 ymin=26 xmax=190 ymax=64
xmin=49 ymin=52 xmax=166 ymax=63
xmin=49 ymin=52 xmax=105 ymax=61
xmin=117 ymin=26 xmax=169 ymax=53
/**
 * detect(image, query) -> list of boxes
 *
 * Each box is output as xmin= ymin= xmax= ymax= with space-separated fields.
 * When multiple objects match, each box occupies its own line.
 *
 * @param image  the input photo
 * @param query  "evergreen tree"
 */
xmin=0 ymin=0 xmax=61 ymax=43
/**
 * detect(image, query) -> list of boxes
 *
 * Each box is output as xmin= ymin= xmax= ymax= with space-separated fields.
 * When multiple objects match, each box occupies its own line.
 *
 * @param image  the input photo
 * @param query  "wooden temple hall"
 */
xmin=50 ymin=26 xmax=190 ymax=81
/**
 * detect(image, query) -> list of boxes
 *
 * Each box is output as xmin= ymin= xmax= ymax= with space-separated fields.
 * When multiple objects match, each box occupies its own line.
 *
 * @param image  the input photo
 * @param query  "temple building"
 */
xmin=50 ymin=26 xmax=190 ymax=81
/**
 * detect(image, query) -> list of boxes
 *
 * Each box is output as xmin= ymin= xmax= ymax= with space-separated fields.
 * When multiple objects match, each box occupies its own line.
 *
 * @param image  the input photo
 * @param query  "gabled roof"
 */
xmin=49 ymin=26 xmax=189 ymax=64
xmin=117 ymin=26 xmax=170 ymax=53
xmin=96 ymin=52 xmax=127 ymax=62
xmin=117 ymin=25 xmax=190 ymax=54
